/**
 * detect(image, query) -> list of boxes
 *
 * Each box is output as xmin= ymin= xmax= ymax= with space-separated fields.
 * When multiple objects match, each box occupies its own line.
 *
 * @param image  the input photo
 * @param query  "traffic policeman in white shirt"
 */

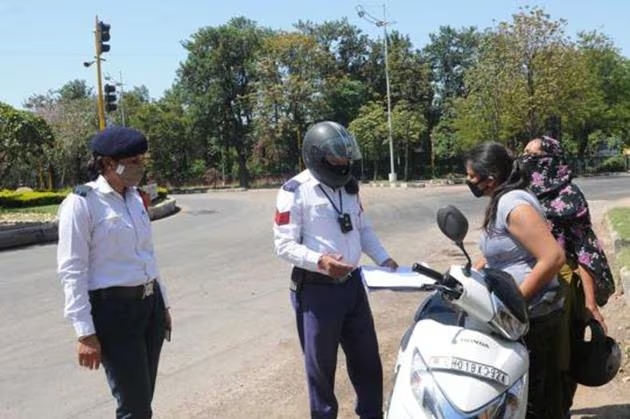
xmin=57 ymin=126 xmax=171 ymax=419
xmin=273 ymin=121 xmax=398 ymax=419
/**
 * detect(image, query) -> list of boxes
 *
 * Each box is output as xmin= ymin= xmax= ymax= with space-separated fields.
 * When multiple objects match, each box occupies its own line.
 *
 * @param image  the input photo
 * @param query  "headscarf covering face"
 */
xmin=521 ymin=136 xmax=572 ymax=197
xmin=522 ymin=136 xmax=615 ymax=306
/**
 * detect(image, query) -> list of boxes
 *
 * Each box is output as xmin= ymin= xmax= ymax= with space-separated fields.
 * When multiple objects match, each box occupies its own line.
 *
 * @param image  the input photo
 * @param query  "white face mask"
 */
xmin=115 ymin=162 xmax=145 ymax=187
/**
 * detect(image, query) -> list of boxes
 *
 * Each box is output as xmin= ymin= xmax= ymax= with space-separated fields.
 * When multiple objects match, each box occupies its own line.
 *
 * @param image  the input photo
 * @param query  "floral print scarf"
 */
xmin=520 ymin=136 xmax=615 ymax=306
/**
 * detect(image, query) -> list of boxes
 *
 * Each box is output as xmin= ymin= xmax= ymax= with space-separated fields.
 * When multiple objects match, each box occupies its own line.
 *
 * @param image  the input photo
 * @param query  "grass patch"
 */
xmin=608 ymin=207 xmax=630 ymax=279
xmin=0 ymin=204 xmax=59 ymax=215
xmin=608 ymin=207 xmax=630 ymax=240
xmin=617 ymin=248 xmax=630 ymax=271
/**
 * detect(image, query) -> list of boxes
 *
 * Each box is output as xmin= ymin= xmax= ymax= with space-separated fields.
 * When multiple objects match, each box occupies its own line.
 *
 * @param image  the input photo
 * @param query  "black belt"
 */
xmin=290 ymin=267 xmax=357 ymax=291
xmin=89 ymin=279 xmax=157 ymax=300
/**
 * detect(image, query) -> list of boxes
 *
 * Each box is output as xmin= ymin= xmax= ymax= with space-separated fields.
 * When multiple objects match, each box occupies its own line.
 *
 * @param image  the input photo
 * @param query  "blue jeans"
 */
xmin=91 ymin=287 xmax=166 ymax=419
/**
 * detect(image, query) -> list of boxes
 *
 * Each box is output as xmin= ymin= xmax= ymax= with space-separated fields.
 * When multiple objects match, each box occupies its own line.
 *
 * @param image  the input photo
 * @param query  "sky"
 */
xmin=1 ymin=0 xmax=628 ymax=109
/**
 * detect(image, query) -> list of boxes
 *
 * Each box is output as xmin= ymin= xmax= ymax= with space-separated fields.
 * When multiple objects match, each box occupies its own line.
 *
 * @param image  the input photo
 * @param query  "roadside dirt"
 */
xmin=568 ymin=197 xmax=630 ymax=419
xmin=187 ymin=192 xmax=629 ymax=419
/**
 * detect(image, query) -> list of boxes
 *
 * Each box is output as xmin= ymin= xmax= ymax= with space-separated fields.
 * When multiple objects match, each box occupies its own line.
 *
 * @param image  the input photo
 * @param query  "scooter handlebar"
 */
xmin=411 ymin=262 xmax=463 ymax=299
xmin=411 ymin=263 xmax=444 ymax=281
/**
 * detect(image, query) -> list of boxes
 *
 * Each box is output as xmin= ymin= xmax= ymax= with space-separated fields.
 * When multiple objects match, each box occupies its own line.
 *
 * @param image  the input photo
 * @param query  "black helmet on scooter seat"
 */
xmin=571 ymin=318 xmax=622 ymax=387
xmin=302 ymin=121 xmax=362 ymax=188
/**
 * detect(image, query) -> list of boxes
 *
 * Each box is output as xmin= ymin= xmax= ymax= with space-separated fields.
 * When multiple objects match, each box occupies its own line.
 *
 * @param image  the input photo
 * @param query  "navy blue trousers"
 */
xmin=91 ymin=288 xmax=166 ymax=419
xmin=291 ymin=270 xmax=383 ymax=419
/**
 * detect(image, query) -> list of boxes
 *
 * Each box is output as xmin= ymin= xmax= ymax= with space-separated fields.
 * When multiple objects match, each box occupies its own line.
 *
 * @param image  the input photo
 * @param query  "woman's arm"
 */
xmin=473 ymin=256 xmax=487 ymax=271
xmin=507 ymin=204 xmax=566 ymax=300
xmin=577 ymin=265 xmax=607 ymax=332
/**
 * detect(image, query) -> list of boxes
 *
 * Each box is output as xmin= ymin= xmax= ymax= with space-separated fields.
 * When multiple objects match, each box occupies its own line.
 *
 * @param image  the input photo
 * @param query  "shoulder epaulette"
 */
xmin=72 ymin=185 xmax=93 ymax=197
xmin=282 ymin=179 xmax=302 ymax=192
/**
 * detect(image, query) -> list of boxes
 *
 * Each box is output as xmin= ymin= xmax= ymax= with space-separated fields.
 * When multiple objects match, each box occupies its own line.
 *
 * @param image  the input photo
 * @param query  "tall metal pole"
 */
xmin=119 ymin=70 xmax=126 ymax=126
xmin=382 ymin=4 xmax=396 ymax=182
xmin=94 ymin=16 xmax=106 ymax=130
xmin=356 ymin=3 xmax=397 ymax=182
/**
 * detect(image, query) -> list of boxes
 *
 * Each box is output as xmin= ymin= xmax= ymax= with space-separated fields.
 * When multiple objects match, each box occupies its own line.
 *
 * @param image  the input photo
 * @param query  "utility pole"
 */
xmin=119 ymin=70 xmax=126 ymax=126
xmin=356 ymin=2 xmax=397 ymax=182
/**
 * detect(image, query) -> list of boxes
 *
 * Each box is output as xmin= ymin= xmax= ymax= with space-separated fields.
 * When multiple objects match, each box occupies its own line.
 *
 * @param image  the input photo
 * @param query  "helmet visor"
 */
xmin=320 ymin=128 xmax=362 ymax=162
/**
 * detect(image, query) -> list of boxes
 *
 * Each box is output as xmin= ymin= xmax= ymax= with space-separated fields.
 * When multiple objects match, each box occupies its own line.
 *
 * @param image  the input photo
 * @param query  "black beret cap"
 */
xmin=89 ymin=126 xmax=148 ymax=158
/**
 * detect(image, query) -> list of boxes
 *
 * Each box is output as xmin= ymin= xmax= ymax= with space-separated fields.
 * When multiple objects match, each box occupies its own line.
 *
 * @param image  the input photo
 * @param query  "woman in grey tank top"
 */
xmin=464 ymin=142 xmax=566 ymax=419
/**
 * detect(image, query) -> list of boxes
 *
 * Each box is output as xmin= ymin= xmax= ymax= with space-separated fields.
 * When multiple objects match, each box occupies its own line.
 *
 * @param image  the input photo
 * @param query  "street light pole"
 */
xmin=117 ymin=70 xmax=126 ymax=126
xmin=356 ymin=3 xmax=397 ymax=182
xmin=104 ymin=71 xmax=126 ymax=126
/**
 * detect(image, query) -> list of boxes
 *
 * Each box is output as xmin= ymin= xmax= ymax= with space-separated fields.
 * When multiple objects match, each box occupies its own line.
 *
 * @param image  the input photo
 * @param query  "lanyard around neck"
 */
xmin=318 ymin=184 xmax=343 ymax=215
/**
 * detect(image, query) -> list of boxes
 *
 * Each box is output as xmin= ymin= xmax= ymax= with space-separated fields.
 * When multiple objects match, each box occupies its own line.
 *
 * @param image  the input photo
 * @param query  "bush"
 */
xmin=0 ymin=190 xmax=67 ymax=208
xmin=157 ymin=187 xmax=169 ymax=200
xmin=596 ymin=155 xmax=626 ymax=173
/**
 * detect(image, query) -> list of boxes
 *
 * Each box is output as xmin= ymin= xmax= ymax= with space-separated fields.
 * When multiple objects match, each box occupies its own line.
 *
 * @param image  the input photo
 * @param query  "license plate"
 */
xmin=428 ymin=356 xmax=509 ymax=385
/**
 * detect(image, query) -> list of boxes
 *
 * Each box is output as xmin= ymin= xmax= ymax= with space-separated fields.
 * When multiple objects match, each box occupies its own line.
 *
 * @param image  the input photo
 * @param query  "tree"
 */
xmin=571 ymin=31 xmax=630 ymax=154
xmin=391 ymin=100 xmax=426 ymax=180
xmin=423 ymin=25 xmax=481 ymax=122
xmin=454 ymin=7 xmax=601 ymax=152
xmin=25 ymin=80 xmax=98 ymax=188
xmin=253 ymin=31 xmax=330 ymax=177
xmin=177 ymin=17 xmax=268 ymax=188
xmin=0 ymin=102 xmax=54 ymax=189
xmin=133 ymin=96 xmax=195 ymax=186
xmin=295 ymin=19 xmax=372 ymax=125
xmin=348 ymin=101 xmax=388 ymax=180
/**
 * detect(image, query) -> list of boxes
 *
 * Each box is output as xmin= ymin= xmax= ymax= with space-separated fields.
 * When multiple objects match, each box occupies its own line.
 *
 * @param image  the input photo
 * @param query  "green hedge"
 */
xmin=0 ymin=190 xmax=68 ymax=208
xmin=596 ymin=156 xmax=627 ymax=173
xmin=0 ymin=186 xmax=169 ymax=209
xmin=157 ymin=186 xmax=168 ymax=200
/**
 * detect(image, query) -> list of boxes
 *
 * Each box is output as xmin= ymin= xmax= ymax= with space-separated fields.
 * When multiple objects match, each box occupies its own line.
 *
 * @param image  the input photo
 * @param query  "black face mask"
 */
xmin=466 ymin=179 xmax=487 ymax=198
xmin=319 ymin=158 xmax=352 ymax=188
xmin=518 ymin=154 xmax=547 ymax=175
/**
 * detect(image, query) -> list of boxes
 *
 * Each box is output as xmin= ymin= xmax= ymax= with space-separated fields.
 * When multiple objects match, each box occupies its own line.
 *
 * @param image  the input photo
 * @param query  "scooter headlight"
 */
xmin=410 ymin=348 xmax=445 ymax=418
xmin=473 ymin=375 xmax=528 ymax=419
xmin=408 ymin=349 xmax=528 ymax=418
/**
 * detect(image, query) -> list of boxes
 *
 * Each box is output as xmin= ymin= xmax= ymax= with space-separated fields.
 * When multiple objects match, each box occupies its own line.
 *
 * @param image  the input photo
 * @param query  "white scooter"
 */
xmin=367 ymin=205 xmax=530 ymax=418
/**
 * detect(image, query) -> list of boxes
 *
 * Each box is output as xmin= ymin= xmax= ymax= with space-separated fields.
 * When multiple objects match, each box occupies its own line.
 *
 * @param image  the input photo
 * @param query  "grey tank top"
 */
xmin=479 ymin=189 xmax=561 ymax=316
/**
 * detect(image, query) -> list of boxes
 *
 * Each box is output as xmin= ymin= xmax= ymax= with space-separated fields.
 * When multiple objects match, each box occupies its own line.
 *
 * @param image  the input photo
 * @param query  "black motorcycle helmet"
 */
xmin=570 ymin=318 xmax=622 ymax=387
xmin=302 ymin=121 xmax=362 ymax=188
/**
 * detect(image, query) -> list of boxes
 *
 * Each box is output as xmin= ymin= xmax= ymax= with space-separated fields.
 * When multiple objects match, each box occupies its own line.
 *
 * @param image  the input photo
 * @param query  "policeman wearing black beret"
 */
xmin=57 ymin=126 xmax=172 ymax=418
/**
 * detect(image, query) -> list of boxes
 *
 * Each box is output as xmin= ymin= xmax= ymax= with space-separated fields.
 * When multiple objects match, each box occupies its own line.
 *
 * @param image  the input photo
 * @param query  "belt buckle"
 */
xmin=142 ymin=281 xmax=154 ymax=298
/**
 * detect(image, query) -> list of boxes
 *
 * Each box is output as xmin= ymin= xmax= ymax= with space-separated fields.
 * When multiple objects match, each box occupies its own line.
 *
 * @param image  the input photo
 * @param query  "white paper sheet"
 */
xmin=360 ymin=265 xmax=436 ymax=291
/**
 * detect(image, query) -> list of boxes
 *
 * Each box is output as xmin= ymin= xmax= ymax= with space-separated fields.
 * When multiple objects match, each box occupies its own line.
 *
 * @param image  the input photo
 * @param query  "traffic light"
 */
xmin=97 ymin=21 xmax=111 ymax=54
xmin=104 ymin=84 xmax=117 ymax=112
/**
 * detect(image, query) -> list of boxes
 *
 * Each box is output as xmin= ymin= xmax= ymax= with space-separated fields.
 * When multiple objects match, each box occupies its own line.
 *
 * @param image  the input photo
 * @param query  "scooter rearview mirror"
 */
xmin=437 ymin=205 xmax=469 ymax=245
xmin=437 ymin=205 xmax=472 ymax=275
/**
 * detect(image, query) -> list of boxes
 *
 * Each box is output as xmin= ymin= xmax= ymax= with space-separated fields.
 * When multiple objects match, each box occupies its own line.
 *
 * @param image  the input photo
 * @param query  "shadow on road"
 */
xmin=571 ymin=403 xmax=630 ymax=418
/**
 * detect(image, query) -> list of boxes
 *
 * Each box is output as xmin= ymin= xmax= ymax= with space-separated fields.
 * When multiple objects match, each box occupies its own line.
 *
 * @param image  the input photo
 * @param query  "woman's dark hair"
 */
xmin=87 ymin=153 xmax=106 ymax=181
xmin=465 ymin=142 xmax=530 ymax=231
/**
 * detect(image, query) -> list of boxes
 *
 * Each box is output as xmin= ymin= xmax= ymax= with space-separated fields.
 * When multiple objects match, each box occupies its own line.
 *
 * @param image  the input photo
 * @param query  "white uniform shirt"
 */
xmin=57 ymin=175 xmax=169 ymax=337
xmin=273 ymin=170 xmax=390 ymax=273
